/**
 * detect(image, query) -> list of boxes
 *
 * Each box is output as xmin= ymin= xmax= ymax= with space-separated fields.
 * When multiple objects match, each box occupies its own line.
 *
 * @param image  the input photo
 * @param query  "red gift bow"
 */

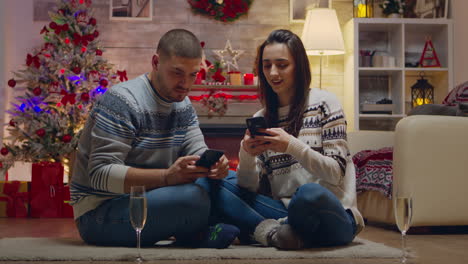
xmin=40 ymin=26 xmax=49 ymax=34
xmin=53 ymin=23 xmax=70 ymax=35
xmin=117 ymin=70 xmax=128 ymax=82
xmin=72 ymin=33 xmax=93 ymax=47
xmin=60 ymin=90 xmax=76 ymax=106
xmin=0 ymin=181 xmax=29 ymax=217
xmin=26 ymin=54 xmax=40 ymax=68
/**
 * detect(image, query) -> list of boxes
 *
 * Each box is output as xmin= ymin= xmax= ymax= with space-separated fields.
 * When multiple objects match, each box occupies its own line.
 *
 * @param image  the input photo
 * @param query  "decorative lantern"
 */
xmin=411 ymin=73 xmax=434 ymax=108
xmin=354 ymin=0 xmax=374 ymax=18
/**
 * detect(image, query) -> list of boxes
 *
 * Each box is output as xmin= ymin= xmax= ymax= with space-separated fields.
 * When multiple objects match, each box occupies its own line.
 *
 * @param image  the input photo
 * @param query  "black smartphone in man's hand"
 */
xmin=246 ymin=116 xmax=269 ymax=137
xmin=195 ymin=149 xmax=224 ymax=168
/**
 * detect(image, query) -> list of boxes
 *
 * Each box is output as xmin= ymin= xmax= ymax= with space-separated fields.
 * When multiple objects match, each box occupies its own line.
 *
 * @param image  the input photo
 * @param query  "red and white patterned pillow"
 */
xmin=442 ymin=81 xmax=468 ymax=106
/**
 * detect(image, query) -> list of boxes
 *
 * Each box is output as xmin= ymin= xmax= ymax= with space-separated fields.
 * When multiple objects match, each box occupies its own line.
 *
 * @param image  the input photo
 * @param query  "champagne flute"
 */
xmin=130 ymin=186 xmax=147 ymax=263
xmin=393 ymin=192 xmax=413 ymax=264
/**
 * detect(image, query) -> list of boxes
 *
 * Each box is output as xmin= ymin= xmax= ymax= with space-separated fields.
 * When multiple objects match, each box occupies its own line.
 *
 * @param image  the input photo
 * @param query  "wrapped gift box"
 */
xmin=0 ymin=180 xmax=30 ymax=218
xmin=30 ymin=162 xmax=65 ymax=218
xmin=228 ymin=71 xmax=241 ymax=86
xmin=61 ymin=185 xmax=74 ymax=218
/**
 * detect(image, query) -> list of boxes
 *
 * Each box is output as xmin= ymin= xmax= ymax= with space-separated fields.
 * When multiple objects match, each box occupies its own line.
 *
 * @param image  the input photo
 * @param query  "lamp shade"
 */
xmin=301 ymin=8 xmax=345 ymax=56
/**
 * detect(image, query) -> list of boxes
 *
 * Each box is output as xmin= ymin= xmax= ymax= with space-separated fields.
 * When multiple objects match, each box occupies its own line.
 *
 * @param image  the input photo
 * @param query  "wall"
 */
xmin=0 ymin=1 xmax=4 ymax=140
xmin=1 ymin=1 xmax=353 ymax=140
xmin=452 ymin=0 xmax=468 ymax=85
xmin=3 ymin=0 xmax=467 ymax=140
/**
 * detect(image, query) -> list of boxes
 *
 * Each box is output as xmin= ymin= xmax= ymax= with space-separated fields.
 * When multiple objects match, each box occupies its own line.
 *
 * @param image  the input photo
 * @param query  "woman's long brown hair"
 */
xmin=256 ymin=29 xmax=311 ymax=137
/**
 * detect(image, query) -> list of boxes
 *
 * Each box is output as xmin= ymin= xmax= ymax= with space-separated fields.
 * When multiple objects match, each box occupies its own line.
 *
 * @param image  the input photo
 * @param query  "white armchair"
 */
xmin=348 ymin=115 xmax=468 ymax=226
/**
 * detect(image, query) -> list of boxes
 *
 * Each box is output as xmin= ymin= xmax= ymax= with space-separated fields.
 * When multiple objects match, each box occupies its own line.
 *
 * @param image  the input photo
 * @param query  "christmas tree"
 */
xmin=0 ymin=0 xmax=126 ymax=170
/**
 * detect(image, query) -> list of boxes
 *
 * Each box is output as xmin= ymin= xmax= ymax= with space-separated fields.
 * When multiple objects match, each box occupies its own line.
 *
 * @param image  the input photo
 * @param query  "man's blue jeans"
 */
xmin=197 ymin=171 xmax=356 ymax=247
xmin=75 ymin=183 xmax=210 ymax=246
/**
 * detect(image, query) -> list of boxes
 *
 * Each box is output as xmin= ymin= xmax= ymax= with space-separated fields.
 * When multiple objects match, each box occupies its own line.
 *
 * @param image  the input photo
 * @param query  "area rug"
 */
xmin=0 ymin=237 xmax=400 ymax=261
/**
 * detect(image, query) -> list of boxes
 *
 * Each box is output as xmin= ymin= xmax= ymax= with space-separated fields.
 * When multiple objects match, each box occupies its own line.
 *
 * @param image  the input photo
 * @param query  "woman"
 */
xmin=199 ymin=29 xmax=364 ymax=249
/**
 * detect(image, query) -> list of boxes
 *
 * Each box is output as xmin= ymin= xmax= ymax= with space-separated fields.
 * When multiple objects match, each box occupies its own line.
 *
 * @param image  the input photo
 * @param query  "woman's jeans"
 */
xmin=75 ymin=183 xmax=210 ymax=246
xmin=197 ymin=170 xmax=357 ymax=247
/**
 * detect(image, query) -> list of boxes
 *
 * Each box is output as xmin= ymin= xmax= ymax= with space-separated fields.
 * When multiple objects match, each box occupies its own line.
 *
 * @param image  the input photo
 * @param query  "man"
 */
xmin=71 ymin=29 xmax=238 ymax=248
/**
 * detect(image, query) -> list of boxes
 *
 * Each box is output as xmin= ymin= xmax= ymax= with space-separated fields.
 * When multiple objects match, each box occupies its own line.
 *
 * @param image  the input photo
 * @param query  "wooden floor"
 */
xmin=1 ymin=218 xmax=468 ymax=264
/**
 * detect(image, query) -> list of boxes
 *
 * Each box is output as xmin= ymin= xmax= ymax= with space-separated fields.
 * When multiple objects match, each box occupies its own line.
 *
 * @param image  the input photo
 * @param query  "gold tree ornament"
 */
xmin=213 ymin=40 xmax=244 ymax=72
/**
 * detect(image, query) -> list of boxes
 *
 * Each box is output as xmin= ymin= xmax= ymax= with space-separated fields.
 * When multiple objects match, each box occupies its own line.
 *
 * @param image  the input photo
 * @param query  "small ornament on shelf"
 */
xmin=419 ymin=36 xmax=441 ymax=68
xmin=379 ymin=0 xmax=405 ymax=18
xmin=354 ymin=0 xmax=374 ymax=18
xmin=213 ymin=39 xmax=244 ymax=73
xmin=228 ymin=71 xmax=241 ymax=86
xmin=411 ymin=72 xmax=434 ymax=108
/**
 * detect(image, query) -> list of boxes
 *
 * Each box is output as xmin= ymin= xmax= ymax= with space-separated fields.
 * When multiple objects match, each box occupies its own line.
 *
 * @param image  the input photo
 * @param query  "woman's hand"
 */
xmin=254 ymin=127 xmax=292 ymax=153
xmin=207 ymin=155 xmax=230 ymax=180
xmin=241 ymin=129 xmax=270 ymax=156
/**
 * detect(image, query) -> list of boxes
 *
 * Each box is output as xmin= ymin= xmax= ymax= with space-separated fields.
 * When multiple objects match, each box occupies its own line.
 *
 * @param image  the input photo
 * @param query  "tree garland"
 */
xmin=188 ymin=0 xmax=252 ymax=22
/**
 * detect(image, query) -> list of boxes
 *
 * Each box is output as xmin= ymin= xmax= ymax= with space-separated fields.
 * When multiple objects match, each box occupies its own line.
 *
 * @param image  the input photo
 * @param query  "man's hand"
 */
xmin=165 ymin=155 xmax=209 ymax=185
xmin=206 ymin=155 xmax=230 ymax=180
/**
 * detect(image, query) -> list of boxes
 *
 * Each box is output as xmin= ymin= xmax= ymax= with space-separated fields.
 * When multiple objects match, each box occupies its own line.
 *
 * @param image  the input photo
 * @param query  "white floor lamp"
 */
xmin=301 ymin=7 xmax=345 ymax=89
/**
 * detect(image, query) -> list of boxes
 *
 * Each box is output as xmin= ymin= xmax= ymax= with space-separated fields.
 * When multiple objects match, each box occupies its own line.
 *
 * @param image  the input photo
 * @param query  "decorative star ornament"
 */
xmin=213 ymin=40 xmax=244 ymax=72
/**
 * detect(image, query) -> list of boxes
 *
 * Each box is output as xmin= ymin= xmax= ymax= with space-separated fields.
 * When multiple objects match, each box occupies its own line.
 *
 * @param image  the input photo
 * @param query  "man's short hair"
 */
xmin=157 ymin=29 xmax=202 ymax=59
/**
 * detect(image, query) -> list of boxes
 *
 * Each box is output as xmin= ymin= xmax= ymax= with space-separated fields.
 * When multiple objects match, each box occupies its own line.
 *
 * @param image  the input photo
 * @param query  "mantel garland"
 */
xmin=190 ymin=91 xmax=258 ymax=117
xmin=188 ymin=0 xmax=252 ymax=22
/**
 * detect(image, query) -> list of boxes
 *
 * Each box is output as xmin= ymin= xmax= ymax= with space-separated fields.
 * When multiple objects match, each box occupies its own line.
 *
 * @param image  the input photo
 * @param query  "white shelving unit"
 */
xmin=344 ymin=18 xmax=453 ymax=131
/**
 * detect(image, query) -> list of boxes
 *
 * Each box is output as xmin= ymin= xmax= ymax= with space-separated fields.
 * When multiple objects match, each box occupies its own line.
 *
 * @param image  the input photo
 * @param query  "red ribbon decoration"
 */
xmin=117 ymin=70 xmax=128 ymax=82
xmin=40 ymin=26 xmax=49 ymax=34
xmin=53 ymin=23 xmax=69 ymax=35
xmin=0 ymin=181 xmax=29 ymax=217
xmin=60 ymin=90 xmax=76 ymax=106
xmin=189 ymin=93 xmax=258 ymax=102
xmin=26 ymin=54 xmax=40 ymax=69
xmin=72 ymin=33 xmax=91 ymax=47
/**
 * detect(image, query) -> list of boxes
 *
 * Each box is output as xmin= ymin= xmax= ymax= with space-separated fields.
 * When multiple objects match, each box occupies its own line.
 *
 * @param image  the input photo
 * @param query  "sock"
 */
xmin=269 ymin=224 xmax=304 ymax=250
xmin=254 ymin=219 xmax=304 ymax=250
xmin=253 ymin=219 xmax=280 ymax=246
xmin=177 ymin=223 xmax=240 ymax=249
xmin=199 ymin=223 xmax=240 ymax=249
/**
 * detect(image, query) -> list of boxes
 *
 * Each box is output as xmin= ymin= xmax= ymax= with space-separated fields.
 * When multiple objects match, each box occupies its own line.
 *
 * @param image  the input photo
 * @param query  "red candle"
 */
xmin=244 ymin=73 xmax=254 ymax=85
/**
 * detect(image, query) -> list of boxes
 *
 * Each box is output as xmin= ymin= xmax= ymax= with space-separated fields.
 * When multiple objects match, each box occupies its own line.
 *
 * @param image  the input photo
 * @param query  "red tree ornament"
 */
xmin=62 ymin=134 xmax=72 ymax=143
xmin=99 ymin=79 xmax=108 ymax=87
xmin=88 ymin=17 xmax=96 ymax=26
xmin=33 ymin=87 xmax=42 ymax=96
xmin=36 ymin=128 xmax=46 ymax=138
xmin=8 ymin=79 xmax=16 ymax=88
xmin=0 ymin=147 xmax=8 ymax=156
xmin=81 ymin=92 xmax=90 ymax=102
xmin=72 ymin=67 xmax=81 ymax=74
